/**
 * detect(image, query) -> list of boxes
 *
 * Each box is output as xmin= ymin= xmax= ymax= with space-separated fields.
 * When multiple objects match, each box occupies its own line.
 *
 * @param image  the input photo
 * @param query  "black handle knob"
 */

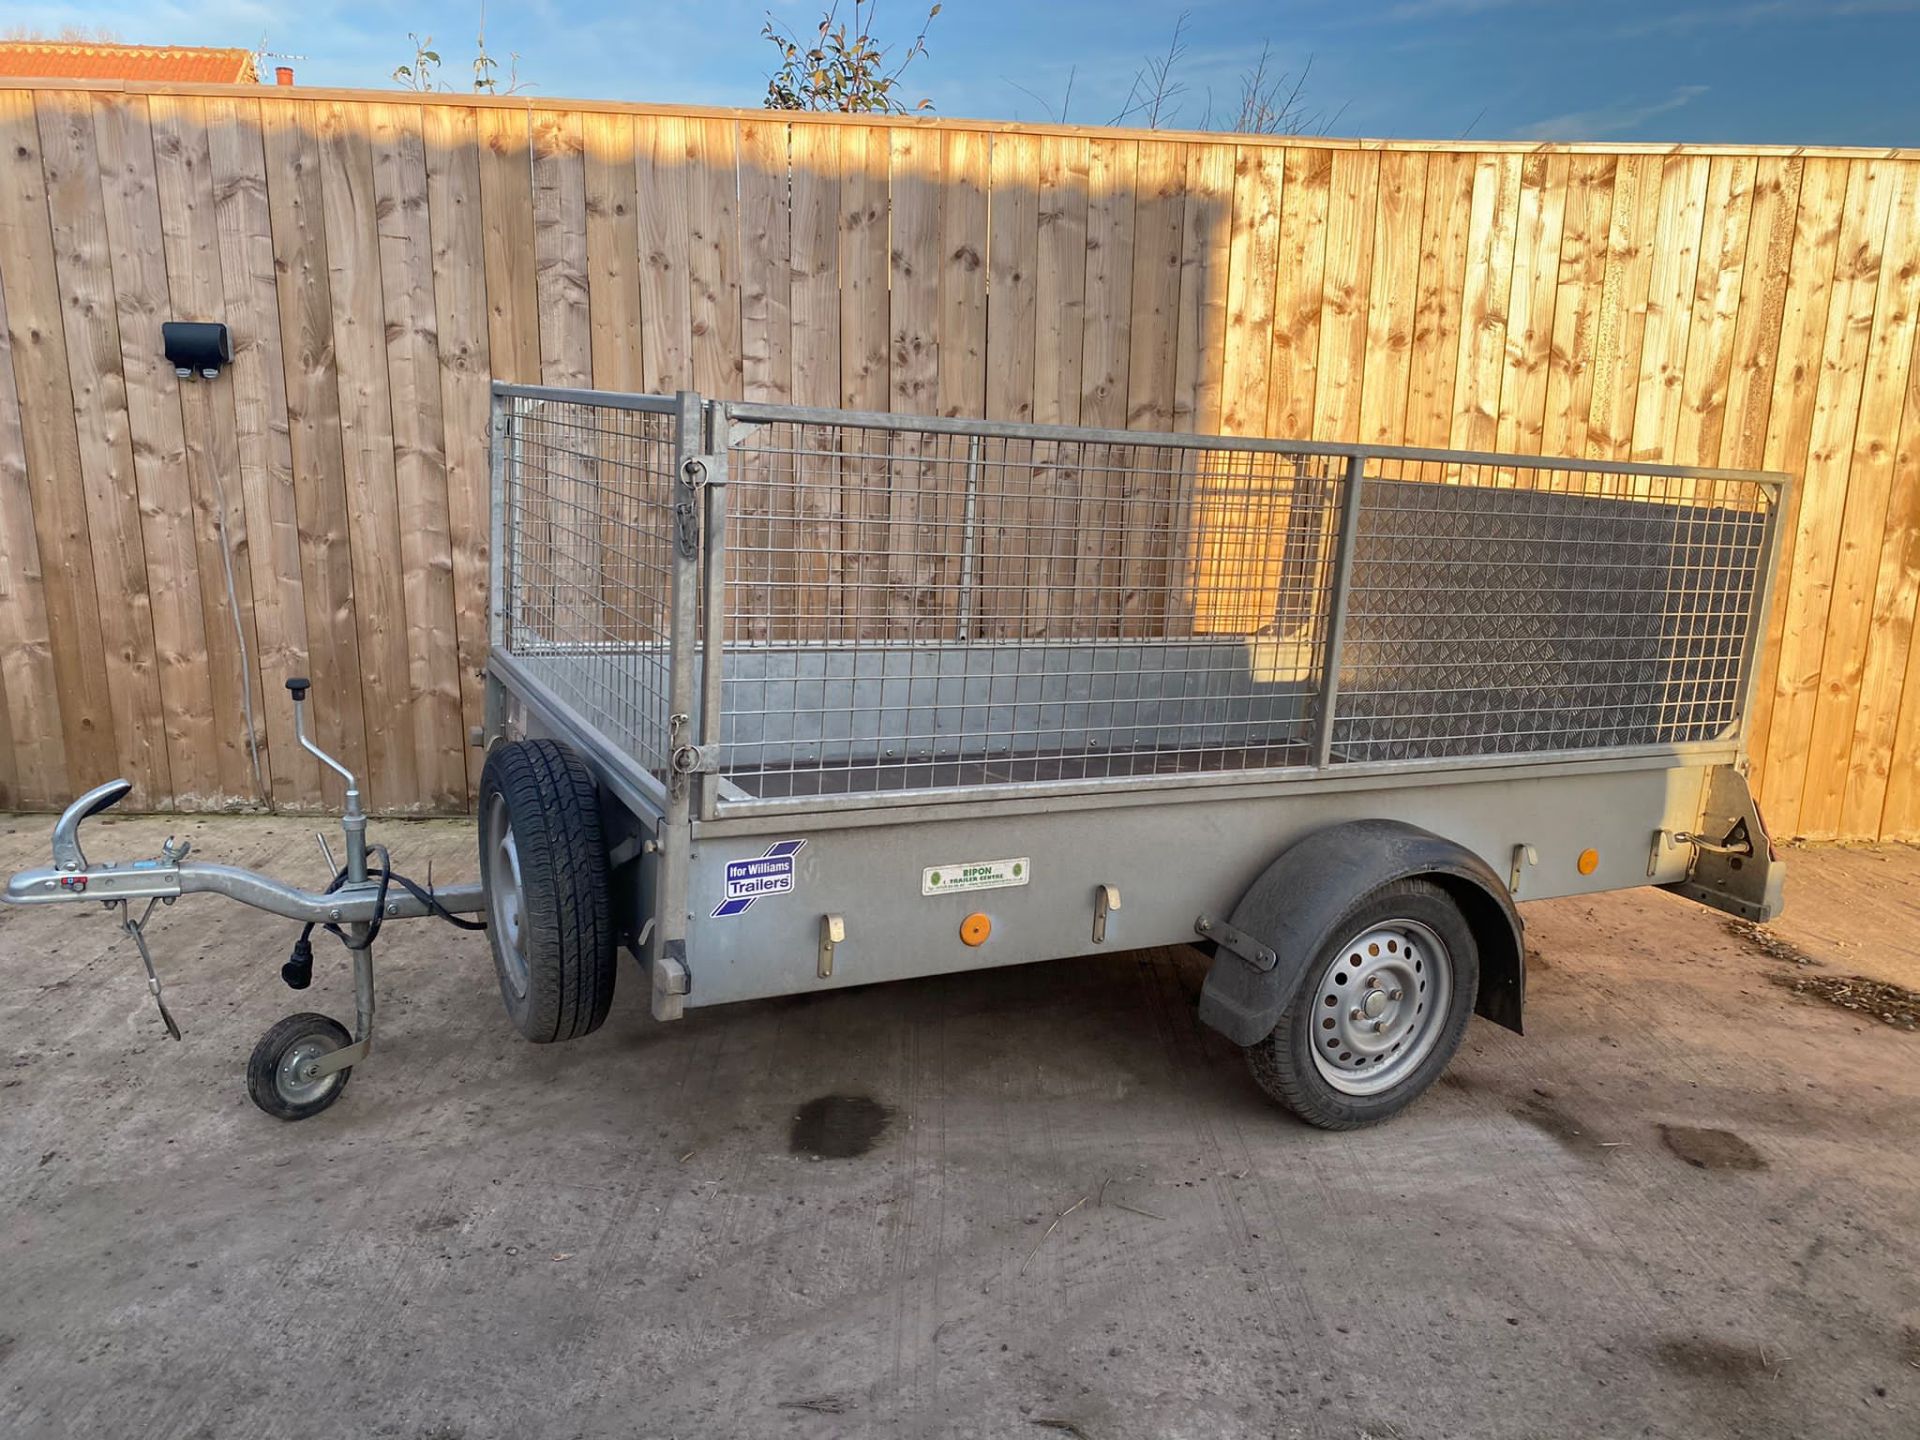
xmin=285 ymin=677 xmax=310 ymax=700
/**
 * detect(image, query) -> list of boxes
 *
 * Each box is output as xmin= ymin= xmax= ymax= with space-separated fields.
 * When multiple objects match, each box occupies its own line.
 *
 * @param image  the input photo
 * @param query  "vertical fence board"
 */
xmin=315 ymin=99 xmax=416 ymax=808
xmin=1585 ymin=154 xmax=1664 ymax=460
xmin=1312 ymin=148 xmax=1380 ymax=443
xmin=1028 ymin=133 xmax=1089 ymax=633
xmin=0 ymin=228 xmax=64 ymax=806
xmin=1718 ymin=155 xmax=1801 ymax=473
xmin=635 ymin=115 xmax=693 ymax=392
xmin=371 ymin=103 xmax=466 ymax=812
xmin=36 ymin=90 xmax=170 ymax=807
xmin=938 ymin=129 xmax=989 ymax=420
xmin=1763 ymin=158 xmax=1900 ymax=837
xmin=739 ymin=118 xmax=793 ymax=407
xmin=983 ymin=131 xmax=1038 ymax=639
xmin=1358 ymin=149 xmax=1427 ymax=447
xmin=1219 ymin=145 xmax=1282 ymax=436
xmin=788 ymin=123 xmax=840 ymax=636
xmin=737 ymin=116 xmax=793 ymax=641
xmin=789 ymin=124 xmax=841 ymax=411
xmin=1173 ymin=142 xmax=1232 ymax=437
xmin=1033 ymin=134 xmax=1089 ymax=428
xmin=840 ymin=125 xmax=891 ymax=637
xmin=151 ymin=94 xmax=270 ymax=807
xmin=1540 ymin=154 xmax=1618 ymax=461
xmin=0 ymin=90 xmax=116 ymax=795
xmin=689 ymin=118 xmax=742 ymax=400
xmin=1121 ymin=140 xmax=1186 ymax=636
xmin=886 ymin=126 xmax=942 ymax=637
xmin=477 ymin=106 xmax=539 ymax=384
xmin=260 ymin=99 xmax=367 ymax=810
xmin=1800 ymin=161 xmax=1920 ymax=836
xmin=1449 ymin=152 xmax=1522 ymax=457
xmin=1269 ymin=147 xmax=1331 ymax=441
xmin=1077 ymin=136 xmax=1138 ymax=631
xmin=1629 ymin=154 xmax=1712 ymax=464
xmin=1404 ymin=151 xmax=1475 ymax=450
xmin=1495 ymin=152 xmax=1568 ymax=464
xmin=1747 ymin=157 xmax=1848 ymax=803
xmin=532 ymin=111 xmax=591 ymax=389
xmin=583 ymin=110 xmax=643 ymax=393
xmin=422 ymin=103 xmax=493 ymax=804
xmin=1872 ymin=329 xmax=1920 ymax=836
xmin=207 ymin=96 xmax=314 ymax=808
xmin=1671 ymin=154 xmax=1756 ymax=469
xmin=1843 ymin=287 xmax=1920 ymax=837
xmin=985 ymin=133 xmax=1038 ymax=425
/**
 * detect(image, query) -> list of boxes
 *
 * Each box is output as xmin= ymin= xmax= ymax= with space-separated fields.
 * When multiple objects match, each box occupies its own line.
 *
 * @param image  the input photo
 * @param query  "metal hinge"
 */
xmin=1649 ymin=819 xmax=1755 ymax=876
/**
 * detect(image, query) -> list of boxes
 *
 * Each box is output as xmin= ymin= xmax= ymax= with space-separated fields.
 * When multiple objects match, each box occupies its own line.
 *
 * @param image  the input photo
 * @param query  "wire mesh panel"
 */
xmin=489 ymin=388 xmax=1780 ymax=807
xmin=1331 ymin=459 xmax=1775 ymax=763
xmin=712 ymin=409 xmax=1779 ymax=803
xmin=714 ymin=412 xmax=1348 ymax=798
xmin=495 ymin=389 xmax=683 ymax=779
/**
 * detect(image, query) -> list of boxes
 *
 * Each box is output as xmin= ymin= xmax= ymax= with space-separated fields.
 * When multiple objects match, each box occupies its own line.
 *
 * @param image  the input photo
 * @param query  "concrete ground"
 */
xmin=1 ymin=813 xmax=1916 ymax=1440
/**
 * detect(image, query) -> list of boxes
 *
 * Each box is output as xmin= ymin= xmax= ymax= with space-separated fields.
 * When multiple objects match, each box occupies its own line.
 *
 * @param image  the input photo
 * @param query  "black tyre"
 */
xmin=477 ymin=738 xmax=616 ymax=1043
xmin=247 ymin=1012 xmax=353 ymax=1121
xmin=1246 ymin=878 xmax=1478 ymax=1130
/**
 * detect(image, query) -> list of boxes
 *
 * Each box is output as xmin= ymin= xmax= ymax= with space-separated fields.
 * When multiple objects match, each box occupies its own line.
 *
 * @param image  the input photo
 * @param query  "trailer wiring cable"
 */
xmin=281 ymin=845 xmax=487 ymax=990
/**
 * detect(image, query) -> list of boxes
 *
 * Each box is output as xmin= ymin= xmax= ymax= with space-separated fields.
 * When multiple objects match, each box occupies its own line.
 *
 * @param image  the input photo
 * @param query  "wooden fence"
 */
xmin=0 ymin=82 xmax=1916 ymax=839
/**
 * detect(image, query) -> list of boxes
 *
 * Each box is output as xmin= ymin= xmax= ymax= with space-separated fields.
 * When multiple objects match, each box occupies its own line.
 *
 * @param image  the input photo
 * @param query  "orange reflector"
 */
xmin=960 ymin=912 xmax=992 ymax=946
xmin=1577 ymin=848 xmax=1600 ymax=876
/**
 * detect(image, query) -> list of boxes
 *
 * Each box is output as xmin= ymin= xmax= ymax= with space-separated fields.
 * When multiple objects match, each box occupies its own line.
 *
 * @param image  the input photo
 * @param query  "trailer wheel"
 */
xmin=1246 ymin=878 xmax=1478 ymax=1130
xmin=478 ymin=738 xmax=616 ymax=1043
xmin=247 ymin=1012 xmax=353 ymax=1121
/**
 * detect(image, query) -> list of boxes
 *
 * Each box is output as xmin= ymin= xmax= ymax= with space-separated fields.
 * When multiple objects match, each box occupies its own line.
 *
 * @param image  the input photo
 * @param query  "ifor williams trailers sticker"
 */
xmin=712 ymin=840 xmax=806 ymax=918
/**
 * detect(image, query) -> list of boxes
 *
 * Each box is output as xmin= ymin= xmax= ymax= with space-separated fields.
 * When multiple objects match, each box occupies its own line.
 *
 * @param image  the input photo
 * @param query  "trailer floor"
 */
xmin=1 ymin=815 xmax=1915 ymax=1440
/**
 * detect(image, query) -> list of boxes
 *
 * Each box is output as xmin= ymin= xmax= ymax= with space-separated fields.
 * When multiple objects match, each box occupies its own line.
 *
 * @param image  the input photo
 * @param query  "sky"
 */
xmin=9 ymin=0 xmax=1920 ymax=148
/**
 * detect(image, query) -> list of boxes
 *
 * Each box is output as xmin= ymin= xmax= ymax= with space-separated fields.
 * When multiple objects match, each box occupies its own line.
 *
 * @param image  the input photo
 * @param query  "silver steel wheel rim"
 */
xmin=1308 ymin=917 xmax=1453 ymax=1097
xmin=278 ymin=1037 xmax=342 ymax=1106
xmin=485 ymin=793 xmax=529 ymax=999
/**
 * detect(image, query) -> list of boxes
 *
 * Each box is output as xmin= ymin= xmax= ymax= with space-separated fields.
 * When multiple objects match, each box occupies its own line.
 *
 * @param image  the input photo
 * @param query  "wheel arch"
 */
xmin=1196 ymin=819 xmax=1525 ymax=1048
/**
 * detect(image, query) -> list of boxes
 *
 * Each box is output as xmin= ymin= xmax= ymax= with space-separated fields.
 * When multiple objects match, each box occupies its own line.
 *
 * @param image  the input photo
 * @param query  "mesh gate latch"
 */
xmin=670 ymin=745 xmax=716 ymax=775
xmin=682 ymin=456 xmax=726 ymax=486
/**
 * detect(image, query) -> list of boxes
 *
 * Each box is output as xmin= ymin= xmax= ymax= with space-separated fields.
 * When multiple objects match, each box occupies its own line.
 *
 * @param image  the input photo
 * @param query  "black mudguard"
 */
xmin=1196 ymin=819 xmax=1525 ymax=1047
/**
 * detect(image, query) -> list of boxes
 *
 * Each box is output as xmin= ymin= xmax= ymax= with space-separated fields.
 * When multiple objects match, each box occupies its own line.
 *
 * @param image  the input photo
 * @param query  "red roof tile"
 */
xmin=0 ymin=42 xmax=257 ymax=84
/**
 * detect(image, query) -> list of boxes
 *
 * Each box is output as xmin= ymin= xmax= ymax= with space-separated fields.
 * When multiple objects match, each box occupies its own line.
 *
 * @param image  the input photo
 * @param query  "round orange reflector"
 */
xmin=1577 ymin=848 xmax=1600 ymax=876
xmin=960 ymin=912 xmax=992 ymax=946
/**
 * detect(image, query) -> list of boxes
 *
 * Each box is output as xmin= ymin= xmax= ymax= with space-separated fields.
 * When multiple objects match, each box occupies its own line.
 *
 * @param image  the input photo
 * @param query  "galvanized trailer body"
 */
xmin=2 ymin=383 xmax=1785 ymax=1125
xmin=483 ymin=385 xmax=1787 ymax=1036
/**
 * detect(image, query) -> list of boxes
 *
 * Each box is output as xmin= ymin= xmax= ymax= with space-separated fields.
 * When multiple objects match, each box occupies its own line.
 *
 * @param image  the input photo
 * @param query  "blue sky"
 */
xmin=12 ymin=0 xmax=1920 ymax=146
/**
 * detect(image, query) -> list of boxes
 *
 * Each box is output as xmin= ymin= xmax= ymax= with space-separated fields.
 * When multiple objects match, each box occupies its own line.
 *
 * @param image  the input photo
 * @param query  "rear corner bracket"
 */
xmin=1195 ymin=913 xmax=1277 ymax=972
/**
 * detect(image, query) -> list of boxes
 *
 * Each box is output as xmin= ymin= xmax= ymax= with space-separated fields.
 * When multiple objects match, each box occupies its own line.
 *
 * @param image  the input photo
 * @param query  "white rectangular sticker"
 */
xmin=712 ymin=839 xmax=806 ymax=918
xmin=922 ymin=857 xmax=1029 ymax=896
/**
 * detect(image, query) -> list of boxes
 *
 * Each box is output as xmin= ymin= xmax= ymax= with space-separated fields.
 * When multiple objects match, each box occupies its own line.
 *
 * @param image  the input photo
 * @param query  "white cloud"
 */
xmin=1616 ymin=0 xmax=1920 ymax=36
xmin=1518 ymin=83 xmax=1709 ymax=140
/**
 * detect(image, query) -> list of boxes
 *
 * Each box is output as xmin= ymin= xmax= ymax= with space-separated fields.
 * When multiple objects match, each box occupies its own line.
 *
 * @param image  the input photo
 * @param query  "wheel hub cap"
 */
xmin=1309 ymin=919 xmax=1454 ymax=1098
xmin=485 ymin=793 xmax=530 ymax=999
xmin=278 ymin=1039 xmax=340 ymax=1105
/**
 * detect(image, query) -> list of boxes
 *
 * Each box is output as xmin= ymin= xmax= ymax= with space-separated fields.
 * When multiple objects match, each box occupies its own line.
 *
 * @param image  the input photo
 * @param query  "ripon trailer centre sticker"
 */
xmin=922 ymin=857 xmax=1030 ymax=896
xmin=712 ymin=840 xmax=806 ymax=918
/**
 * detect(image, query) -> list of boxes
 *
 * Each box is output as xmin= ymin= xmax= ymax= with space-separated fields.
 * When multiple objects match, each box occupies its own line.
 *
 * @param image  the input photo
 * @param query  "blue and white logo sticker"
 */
xmin=712 ymin=839 xmax=806 ymax=918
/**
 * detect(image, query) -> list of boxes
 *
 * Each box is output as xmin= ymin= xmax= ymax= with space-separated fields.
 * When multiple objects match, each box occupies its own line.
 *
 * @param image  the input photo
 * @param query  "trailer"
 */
xmin=4 ymin=386 xmax=1786 ymax=1129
